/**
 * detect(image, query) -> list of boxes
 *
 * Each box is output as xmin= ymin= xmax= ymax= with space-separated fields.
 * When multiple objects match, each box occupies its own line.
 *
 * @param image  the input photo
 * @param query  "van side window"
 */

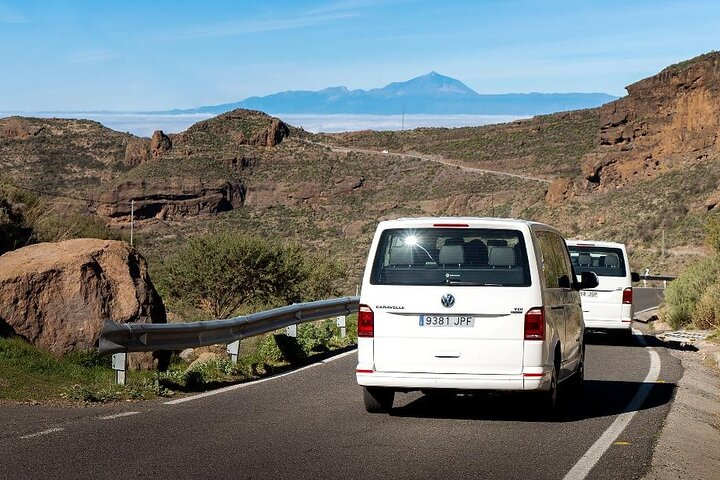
xmin=537 ymin=231 xmax=572 ymax=288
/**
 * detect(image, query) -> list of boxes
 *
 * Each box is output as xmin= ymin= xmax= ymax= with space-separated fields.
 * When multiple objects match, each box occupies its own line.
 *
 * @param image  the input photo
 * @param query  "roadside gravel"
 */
xmin=640 ymin=311 xmax=720 ymax=480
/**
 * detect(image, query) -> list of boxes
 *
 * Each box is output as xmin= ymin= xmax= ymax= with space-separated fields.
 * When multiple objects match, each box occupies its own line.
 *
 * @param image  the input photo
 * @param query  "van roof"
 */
xmin=378 ymin=217 xmax=552 ymax=230
xmin=566 ymin=239 xmax=628 ymax=249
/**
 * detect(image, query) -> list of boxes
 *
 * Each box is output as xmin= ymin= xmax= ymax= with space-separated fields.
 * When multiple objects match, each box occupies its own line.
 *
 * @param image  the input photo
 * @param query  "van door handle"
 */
xmin=550 ymin=306 xmax=564 ymax=311
xmin=434 ymin=352 xmax=461 ymax=358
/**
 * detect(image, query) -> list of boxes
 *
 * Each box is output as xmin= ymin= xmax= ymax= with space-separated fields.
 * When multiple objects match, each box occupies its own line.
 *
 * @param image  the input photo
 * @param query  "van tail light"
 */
xmin=358 ymin=304 xmax=375 ymax=337
xmin=622 ymin=287 xmax=633 ymax=305
xmin=524 ymin=307 xmax=545 ymax=340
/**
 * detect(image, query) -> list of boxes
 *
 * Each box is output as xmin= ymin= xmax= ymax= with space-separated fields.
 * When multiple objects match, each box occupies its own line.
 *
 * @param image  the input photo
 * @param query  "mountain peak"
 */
xmin=380 ymin=72 xmax=479 ymax=97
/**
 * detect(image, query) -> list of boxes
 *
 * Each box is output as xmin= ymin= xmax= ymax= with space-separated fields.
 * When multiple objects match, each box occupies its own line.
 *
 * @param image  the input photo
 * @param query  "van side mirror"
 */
xmin=631 ymin=272 xmax=641 ymax=283
xmin=575 ymin=271 xmax=599 ymax=290
xmin=558 ymin=275 xmax=571 ymax=289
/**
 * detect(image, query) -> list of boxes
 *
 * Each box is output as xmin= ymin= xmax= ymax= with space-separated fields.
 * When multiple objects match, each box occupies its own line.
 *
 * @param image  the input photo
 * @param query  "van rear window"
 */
xmin=370 ymin=228 xmax=531 ymax=286
xmin=567 ymin=246 xmax=626 ymax=277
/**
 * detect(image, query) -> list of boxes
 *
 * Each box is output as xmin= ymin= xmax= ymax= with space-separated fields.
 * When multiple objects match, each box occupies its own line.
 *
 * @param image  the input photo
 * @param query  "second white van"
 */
xmin=356 ymin=217 xmax=598 ymax=413
xmin=565 ymin=240 xmax=640 ymax=336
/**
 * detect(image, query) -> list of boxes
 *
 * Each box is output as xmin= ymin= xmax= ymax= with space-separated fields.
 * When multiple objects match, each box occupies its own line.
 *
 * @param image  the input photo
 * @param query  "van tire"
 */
xmin=542 ymin=366 xmax=559 ymax=413
xmin=363 ymin=387 xmax=394 ymax=413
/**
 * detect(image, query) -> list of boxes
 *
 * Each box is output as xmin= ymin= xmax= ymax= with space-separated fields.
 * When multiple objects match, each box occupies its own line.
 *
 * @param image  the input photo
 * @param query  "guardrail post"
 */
xmin=286 ymin=324 xmax=297 ymax=337
xmin=226 ymin=339 xmax=240 ymax=363
xmin=337 ymin=315 xmax=346 ymax=338
xmin=111 ymin=352 xmax=127 ymax=386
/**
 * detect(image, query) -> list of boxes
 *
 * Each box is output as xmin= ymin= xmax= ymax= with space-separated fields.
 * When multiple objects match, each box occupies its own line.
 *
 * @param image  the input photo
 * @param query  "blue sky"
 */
xmin=1 ymin=0 xmax=718 ymax=111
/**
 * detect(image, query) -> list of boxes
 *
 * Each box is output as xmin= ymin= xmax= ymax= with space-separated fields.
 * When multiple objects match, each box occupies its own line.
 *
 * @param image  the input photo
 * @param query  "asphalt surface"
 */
xmin=0 ymin=288 xmax=679 ymax=480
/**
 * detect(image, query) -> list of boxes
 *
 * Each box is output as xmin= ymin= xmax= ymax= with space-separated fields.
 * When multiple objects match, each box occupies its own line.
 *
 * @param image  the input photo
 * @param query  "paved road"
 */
xmin=1 ymin=288 xmax=677 ymax=480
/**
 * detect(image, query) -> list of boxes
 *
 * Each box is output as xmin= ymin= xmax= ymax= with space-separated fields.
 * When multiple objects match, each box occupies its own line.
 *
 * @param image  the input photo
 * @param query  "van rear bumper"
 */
xmin=584 ymin=319 xmax=632 ymax=330
xmin=356 ymin=370 xmax=551 ymax=391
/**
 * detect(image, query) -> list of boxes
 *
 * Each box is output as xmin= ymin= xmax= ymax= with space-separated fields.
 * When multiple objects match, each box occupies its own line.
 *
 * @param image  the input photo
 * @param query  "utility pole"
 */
xmin=130 ymin=200 xmax=135 ymax=247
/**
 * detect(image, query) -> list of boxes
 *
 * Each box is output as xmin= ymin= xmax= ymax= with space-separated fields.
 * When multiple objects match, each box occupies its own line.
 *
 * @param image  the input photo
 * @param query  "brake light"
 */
xmin=433 ymin=223 xmax=469 ymax=228
xmin=524 ymin=307 xmax=545 ymax=340
xmin=358 ymin=304 xmax=374 ymax=337
xmin=622 ymin=287 xmax=633 ymax=305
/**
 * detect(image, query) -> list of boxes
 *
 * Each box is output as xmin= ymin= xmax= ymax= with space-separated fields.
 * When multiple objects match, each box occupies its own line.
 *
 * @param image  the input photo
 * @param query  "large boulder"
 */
xmin=0 ymin=238 xmax=167 ymax=369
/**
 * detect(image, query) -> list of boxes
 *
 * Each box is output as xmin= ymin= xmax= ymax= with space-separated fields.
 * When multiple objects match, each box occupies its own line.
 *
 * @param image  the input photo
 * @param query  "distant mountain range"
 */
xmin=159 ymin=72 xmax=617 ymax=116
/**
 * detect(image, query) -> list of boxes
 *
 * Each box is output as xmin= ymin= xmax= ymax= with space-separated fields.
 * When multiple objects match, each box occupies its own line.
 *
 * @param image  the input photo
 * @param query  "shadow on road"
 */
xmin=585 ymin=331 xmax=697 ymax=351
xmin=585 ymin=331 xmax=662 ymax=348
xmin=389 ymin=378 xmax=676 ymax=423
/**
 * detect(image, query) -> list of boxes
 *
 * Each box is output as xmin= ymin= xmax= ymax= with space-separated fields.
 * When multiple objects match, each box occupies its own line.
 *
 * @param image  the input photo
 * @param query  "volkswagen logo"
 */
xmin=441 ymin=293 xmax=455 ymax=308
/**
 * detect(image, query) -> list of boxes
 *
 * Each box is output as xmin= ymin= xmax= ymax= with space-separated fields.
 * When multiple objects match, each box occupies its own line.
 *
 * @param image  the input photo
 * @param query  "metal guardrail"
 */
xmin=99 ymin=296 xmax=360 ymax=355
xmin=639 ymin=274 xmax=677 ymax=282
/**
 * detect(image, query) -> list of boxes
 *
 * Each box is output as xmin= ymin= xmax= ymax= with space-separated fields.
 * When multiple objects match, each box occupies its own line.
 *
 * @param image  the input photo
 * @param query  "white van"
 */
xmin=565 ymin=240 xmax=639 ymax=335
xmin=356 ymin=217 xmax=598 ymax=413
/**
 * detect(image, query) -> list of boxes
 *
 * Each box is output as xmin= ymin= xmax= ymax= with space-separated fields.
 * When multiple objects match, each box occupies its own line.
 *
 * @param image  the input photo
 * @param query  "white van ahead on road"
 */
xmin=565 ymin=240 xmax=640 ymax=336
xmin=356 ymin=217 xmax=598 ymax=413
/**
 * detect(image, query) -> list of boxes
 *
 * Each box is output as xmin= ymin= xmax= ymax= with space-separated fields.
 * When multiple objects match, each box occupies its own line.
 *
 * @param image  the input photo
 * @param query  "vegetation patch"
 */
xmin=0 ymin=315 xmax=357 ymax=403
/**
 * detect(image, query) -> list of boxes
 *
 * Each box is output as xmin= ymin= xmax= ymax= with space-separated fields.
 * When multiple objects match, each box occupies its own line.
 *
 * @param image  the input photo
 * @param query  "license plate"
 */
xmin=580 ymin=291 xmax=598 ymax=298
xmin=419 ymin=315 xmax=475 ymax=327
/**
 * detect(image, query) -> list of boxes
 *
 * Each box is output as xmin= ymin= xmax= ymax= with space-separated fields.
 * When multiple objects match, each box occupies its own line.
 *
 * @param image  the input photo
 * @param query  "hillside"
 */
xmin=0 ymin=116 xmax=139 ymax=192
xmin=2 ymin=52 xmax=720 ymax=301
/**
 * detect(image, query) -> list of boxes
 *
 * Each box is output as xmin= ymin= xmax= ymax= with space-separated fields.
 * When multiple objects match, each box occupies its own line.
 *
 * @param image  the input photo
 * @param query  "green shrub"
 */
xmin=693 ymin=282 xmax=720 ymax=330
xmin=254 ymin=334 xmax=283 ymax=364
xmin=156 ymin=232 xmax=343 ymax=319
xmin=664 ymin=256 xmax=720 ymax=328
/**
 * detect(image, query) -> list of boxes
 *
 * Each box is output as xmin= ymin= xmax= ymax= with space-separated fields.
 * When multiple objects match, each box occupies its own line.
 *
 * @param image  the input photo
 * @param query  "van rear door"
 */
xmin=567 ymin=245 xmax=628 ymax=322
xmin=364 ymin=227 xmax=537 ymax=376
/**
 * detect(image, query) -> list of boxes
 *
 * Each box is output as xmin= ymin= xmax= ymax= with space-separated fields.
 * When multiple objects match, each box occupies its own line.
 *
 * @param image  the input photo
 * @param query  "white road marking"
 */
xmin=20 ymin=427 xmax=64 ymax=439
xmin=635 ymin=306 xmax=659 ymax=315
xmin=164 ymin=349 xmax=357 ymax=405
xmin=98 ymin=411 xmax=141 ymax=420
xmin=563 ymin=329 xmax=661 ymax=480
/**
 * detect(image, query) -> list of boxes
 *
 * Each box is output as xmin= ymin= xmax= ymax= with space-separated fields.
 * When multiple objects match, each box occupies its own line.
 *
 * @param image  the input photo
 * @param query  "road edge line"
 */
xmin=164 ymin=348 xmax=357 ymax=405
xmin=562 ymin=329 xmax=660 ymax=480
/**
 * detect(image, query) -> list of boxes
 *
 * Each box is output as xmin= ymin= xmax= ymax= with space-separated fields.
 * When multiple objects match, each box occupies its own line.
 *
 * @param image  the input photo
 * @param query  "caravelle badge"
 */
xmin=441 ymin=293 xmax=455 ymax=308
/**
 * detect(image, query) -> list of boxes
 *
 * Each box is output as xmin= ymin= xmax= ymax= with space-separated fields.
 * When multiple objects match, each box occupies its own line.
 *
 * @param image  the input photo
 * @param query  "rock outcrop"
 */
xmin=582 ymin=51 xmax=720 ymax=190
xmin=545 ymin=177 xmax=576 ymax=207
xmin=249 ymin=118 xmax=290 ymax=147
xmin=124 ymin=138 xmax=151 ymax=167
xmin=94 ymin=178 xmax=246 ymax=221
xmin=150 ymin=130 xmax=172 ymax=158
xmin=0 ymin=239 xmax=167 ymax=369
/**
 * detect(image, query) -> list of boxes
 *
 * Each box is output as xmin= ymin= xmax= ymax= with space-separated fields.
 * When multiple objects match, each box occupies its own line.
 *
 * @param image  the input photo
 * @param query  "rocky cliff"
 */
xmin=94 ymin=178 xmax=246 ymax=221
xmin=581 ymin=51 xmax=720 ymax=190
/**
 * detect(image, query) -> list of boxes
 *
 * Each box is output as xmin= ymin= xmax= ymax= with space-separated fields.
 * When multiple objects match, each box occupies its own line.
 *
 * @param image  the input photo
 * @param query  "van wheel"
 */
xmin=544 ymin=367 xmax=558 ymax=410
xmin=541 ymin=364 xmax=564 ymax=417
xmin=363 ymin=387 xmax=394 ymax=413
